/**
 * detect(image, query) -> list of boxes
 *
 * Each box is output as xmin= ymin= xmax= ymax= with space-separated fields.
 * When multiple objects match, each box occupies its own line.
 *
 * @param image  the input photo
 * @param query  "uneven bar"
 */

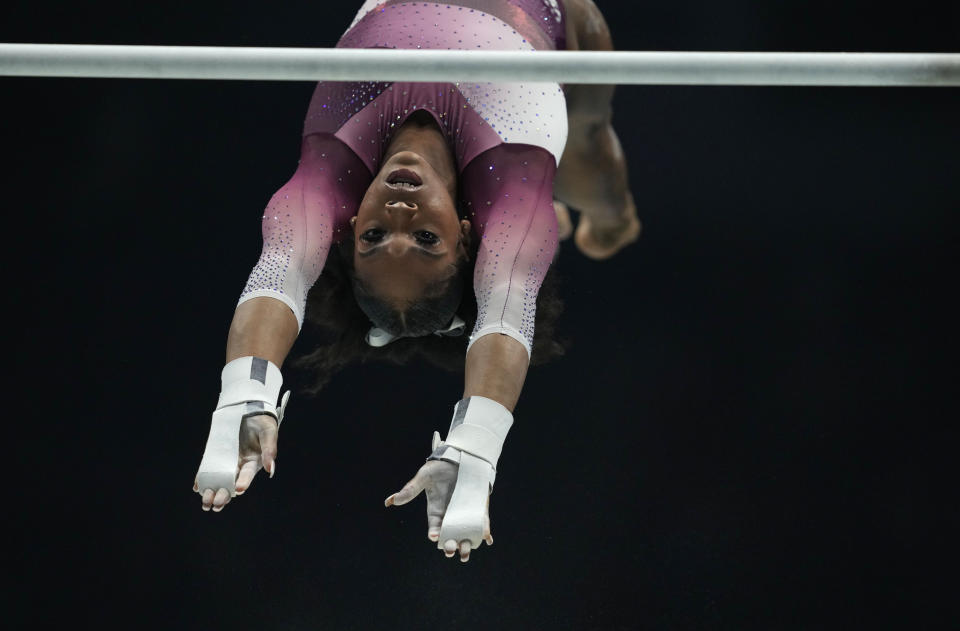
xmin=1 ymin=44 xmax=958 ymax=86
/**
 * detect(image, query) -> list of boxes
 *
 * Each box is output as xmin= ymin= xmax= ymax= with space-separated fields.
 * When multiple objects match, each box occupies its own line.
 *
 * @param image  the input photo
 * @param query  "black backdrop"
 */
xmin=5 ymin=1 xmax=957 ymax=629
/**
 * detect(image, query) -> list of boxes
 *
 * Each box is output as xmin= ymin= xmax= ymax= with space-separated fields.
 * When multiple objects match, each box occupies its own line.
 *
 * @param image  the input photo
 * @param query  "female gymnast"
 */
xmin=194 ymin=0 xmax=640 ymax=562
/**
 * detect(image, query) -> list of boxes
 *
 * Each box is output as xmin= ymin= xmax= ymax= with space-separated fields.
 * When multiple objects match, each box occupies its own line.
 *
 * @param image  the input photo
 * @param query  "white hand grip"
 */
xmin=196 ymin=404 xmax=244 ymax=497
xmin=437 ymin=452 xmax=493 ymax=549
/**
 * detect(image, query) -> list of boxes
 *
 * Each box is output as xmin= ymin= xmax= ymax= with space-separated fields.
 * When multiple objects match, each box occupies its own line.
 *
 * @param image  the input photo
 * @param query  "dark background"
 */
xmin=4 ymin=1 xmax=957 ymax=629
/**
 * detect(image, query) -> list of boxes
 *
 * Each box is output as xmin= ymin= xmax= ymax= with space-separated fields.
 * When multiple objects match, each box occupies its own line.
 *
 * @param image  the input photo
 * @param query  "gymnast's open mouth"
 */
xmin=386 ymin=169 xmax=423 ymax=190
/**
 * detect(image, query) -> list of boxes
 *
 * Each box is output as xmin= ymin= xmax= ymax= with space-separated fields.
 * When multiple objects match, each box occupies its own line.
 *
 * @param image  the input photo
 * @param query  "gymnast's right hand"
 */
xmin=193 ymin=413 xmax=278 ymax=512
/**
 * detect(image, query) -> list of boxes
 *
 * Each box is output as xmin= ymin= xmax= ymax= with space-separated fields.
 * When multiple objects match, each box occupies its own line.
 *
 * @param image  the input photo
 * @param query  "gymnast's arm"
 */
xmin=462 ymin=334 xmax=527 ymax=412
xmin=226 ymin=298 xmax=298 ymax=368
xmin=460 ymin=145 xmax=559 ymax=411
xmin=195 ymin=133 xmax=369 ymax=511
xmin=384 ymin=145 xmax=558 ymax=560
xmin=225 ymin=132 xmax=370 ymax=364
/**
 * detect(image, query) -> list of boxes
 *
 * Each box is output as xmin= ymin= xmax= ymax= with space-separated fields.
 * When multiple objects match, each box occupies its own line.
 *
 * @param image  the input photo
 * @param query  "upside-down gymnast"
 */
xmin=194 ymin=0 xmax=640 ymax=562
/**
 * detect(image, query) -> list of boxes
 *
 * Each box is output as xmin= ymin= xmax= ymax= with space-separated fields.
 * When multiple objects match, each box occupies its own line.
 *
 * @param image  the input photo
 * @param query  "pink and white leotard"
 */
xmin=238 ymin=0 xmax=569 ymax=359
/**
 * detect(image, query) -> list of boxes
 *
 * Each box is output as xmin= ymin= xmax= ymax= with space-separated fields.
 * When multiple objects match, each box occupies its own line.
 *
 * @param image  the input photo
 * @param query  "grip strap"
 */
xmin=216 ymin=356 xmax=284 ymax=413
xmin=433 ymin=396 xmax=513 ymax=469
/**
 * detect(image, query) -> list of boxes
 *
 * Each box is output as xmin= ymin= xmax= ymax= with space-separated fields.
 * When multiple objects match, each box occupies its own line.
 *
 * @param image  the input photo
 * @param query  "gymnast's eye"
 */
xmin=414 ymin=230 xmax=440 ymax=245
xmin=360 ymin=228 xmax=385 ymax=243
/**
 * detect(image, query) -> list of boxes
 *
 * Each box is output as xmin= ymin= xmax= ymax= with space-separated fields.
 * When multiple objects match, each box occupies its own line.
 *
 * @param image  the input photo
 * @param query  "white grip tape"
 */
xmin=437 ymin=452 xmax=492 ymax=548
xmin=196 ymin=357 xmax=289 ymax=497
xmin=431 ymin=396 xmax=513 ymax=549
xmin=196 ymin=404 xmax=244 ymax=496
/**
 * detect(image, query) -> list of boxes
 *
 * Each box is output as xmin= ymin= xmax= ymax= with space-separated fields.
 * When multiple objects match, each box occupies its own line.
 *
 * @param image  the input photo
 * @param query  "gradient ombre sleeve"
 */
xmin=462 ymin=144 xmax=560 ymax=360
xmin=236 ymin=134 xmax=371 ymax=330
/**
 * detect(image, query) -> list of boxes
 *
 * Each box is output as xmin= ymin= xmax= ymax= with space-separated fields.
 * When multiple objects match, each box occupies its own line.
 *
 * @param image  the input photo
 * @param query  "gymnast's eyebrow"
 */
xmin=357 ymin=244 xmax=446 ymax=259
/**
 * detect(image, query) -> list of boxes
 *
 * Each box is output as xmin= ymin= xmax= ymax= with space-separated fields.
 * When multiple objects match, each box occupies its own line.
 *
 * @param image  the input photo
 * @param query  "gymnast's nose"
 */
xmin=385 ymin=200 xmax=417 ymax=211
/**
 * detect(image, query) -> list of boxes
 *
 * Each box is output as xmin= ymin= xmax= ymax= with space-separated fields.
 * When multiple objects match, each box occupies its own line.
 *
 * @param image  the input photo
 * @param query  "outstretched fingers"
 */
xmin=212 ymin=488 xmax=231 ymax=512
xmin=427 ymin=513 xmax=443 ymax=542
xmin=385 ymin=470 xmax=429 ymax=507
xmin=257 ymin=422 xmax=279 ymax=478
xmin=234 ymin=460 xmax=260 ymax=495
xmin=385 ymin=460 xmax=493 ymax=561
xmin=484 ymin=501 xmax=493 ymax=547
xmin=459 ymin=540 xmax=472 ymax=562
xmin=201 ymin=488 xmax=214 ymax=511
xmin=199 ymin=487 xmax=232 ymax=512
xmin=440 ymin=539 xmax=473 ymax=562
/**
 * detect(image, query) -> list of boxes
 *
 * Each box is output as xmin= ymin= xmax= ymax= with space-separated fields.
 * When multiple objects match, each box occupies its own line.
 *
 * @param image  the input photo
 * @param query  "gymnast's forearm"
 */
xmin=463 ymin=334 xmax=529 ymax=413
xmin=225 ymin=296 xmax=299 ymax=368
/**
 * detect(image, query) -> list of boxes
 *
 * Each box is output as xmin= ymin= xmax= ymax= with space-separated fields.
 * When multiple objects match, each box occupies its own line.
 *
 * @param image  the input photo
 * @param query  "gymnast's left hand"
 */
xmin=384 ymin=460 xmax=493 ymax=562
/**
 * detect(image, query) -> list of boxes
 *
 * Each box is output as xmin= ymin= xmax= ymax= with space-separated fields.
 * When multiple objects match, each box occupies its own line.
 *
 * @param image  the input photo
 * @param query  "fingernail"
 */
xmin=460 ymin=555 xmax=469 ymax=563
xmin=384 ymin=495 xmax=393 ymax=507
xmin=212 ymin=506 xmax=222 ymax=512
xmin=269 ymin=462 xmax=275 ymax=478
xmin=235 ymin=489 xmax=245 ymax=495
xmin=202 ymin=505 xmax=211 ymax=512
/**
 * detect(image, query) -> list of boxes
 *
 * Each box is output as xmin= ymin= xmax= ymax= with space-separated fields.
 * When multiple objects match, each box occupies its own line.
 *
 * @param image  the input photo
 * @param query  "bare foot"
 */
xmin=573 ymin=194 xmax=641 ymax=260
xmin=554 ymin=200 xmax=573 ymax=240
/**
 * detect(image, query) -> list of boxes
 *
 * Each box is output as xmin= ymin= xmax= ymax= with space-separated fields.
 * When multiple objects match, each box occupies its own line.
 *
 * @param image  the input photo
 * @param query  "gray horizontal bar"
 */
xmin=1 ymin=44 xmax=958 ymax=86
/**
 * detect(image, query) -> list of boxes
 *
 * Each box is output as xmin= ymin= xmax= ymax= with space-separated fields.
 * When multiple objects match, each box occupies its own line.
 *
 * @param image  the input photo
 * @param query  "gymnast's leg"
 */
xmin=555 ymin=0 xmax=641 ymax=259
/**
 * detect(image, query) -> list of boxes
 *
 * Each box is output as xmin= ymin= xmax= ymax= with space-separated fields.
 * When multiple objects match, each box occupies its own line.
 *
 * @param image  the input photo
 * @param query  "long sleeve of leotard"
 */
xmin=462 ymin=144 xmax=559 ymax=360
xmin=236 ymin=133 xmax=371 ymax=330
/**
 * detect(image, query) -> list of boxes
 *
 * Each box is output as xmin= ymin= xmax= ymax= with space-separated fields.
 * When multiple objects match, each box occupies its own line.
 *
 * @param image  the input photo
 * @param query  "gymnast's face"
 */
xmin=352 ymin=150 xmax=471 ymax=305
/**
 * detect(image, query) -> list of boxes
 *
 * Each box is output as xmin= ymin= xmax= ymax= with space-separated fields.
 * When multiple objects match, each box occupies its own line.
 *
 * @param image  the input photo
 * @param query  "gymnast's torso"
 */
xmin=239 ymin=0 xmax=570 ymax=355
xmin=304 ymin=0 xmax=568 ymax=174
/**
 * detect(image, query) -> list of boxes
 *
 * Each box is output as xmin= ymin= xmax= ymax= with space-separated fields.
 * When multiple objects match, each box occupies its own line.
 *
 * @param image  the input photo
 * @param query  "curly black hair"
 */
xmin=291 ymin=231 xmax=566 ymax=397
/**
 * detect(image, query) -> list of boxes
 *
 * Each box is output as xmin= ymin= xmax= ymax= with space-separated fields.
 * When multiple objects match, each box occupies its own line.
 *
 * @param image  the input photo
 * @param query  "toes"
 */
xmin=553 ymin=200 xmax=573 ymax=240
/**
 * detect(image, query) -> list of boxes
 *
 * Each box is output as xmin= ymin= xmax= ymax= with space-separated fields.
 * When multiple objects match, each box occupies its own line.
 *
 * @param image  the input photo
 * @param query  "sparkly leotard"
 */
xmin=238 ymin=0 xmax=568 ymax=358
